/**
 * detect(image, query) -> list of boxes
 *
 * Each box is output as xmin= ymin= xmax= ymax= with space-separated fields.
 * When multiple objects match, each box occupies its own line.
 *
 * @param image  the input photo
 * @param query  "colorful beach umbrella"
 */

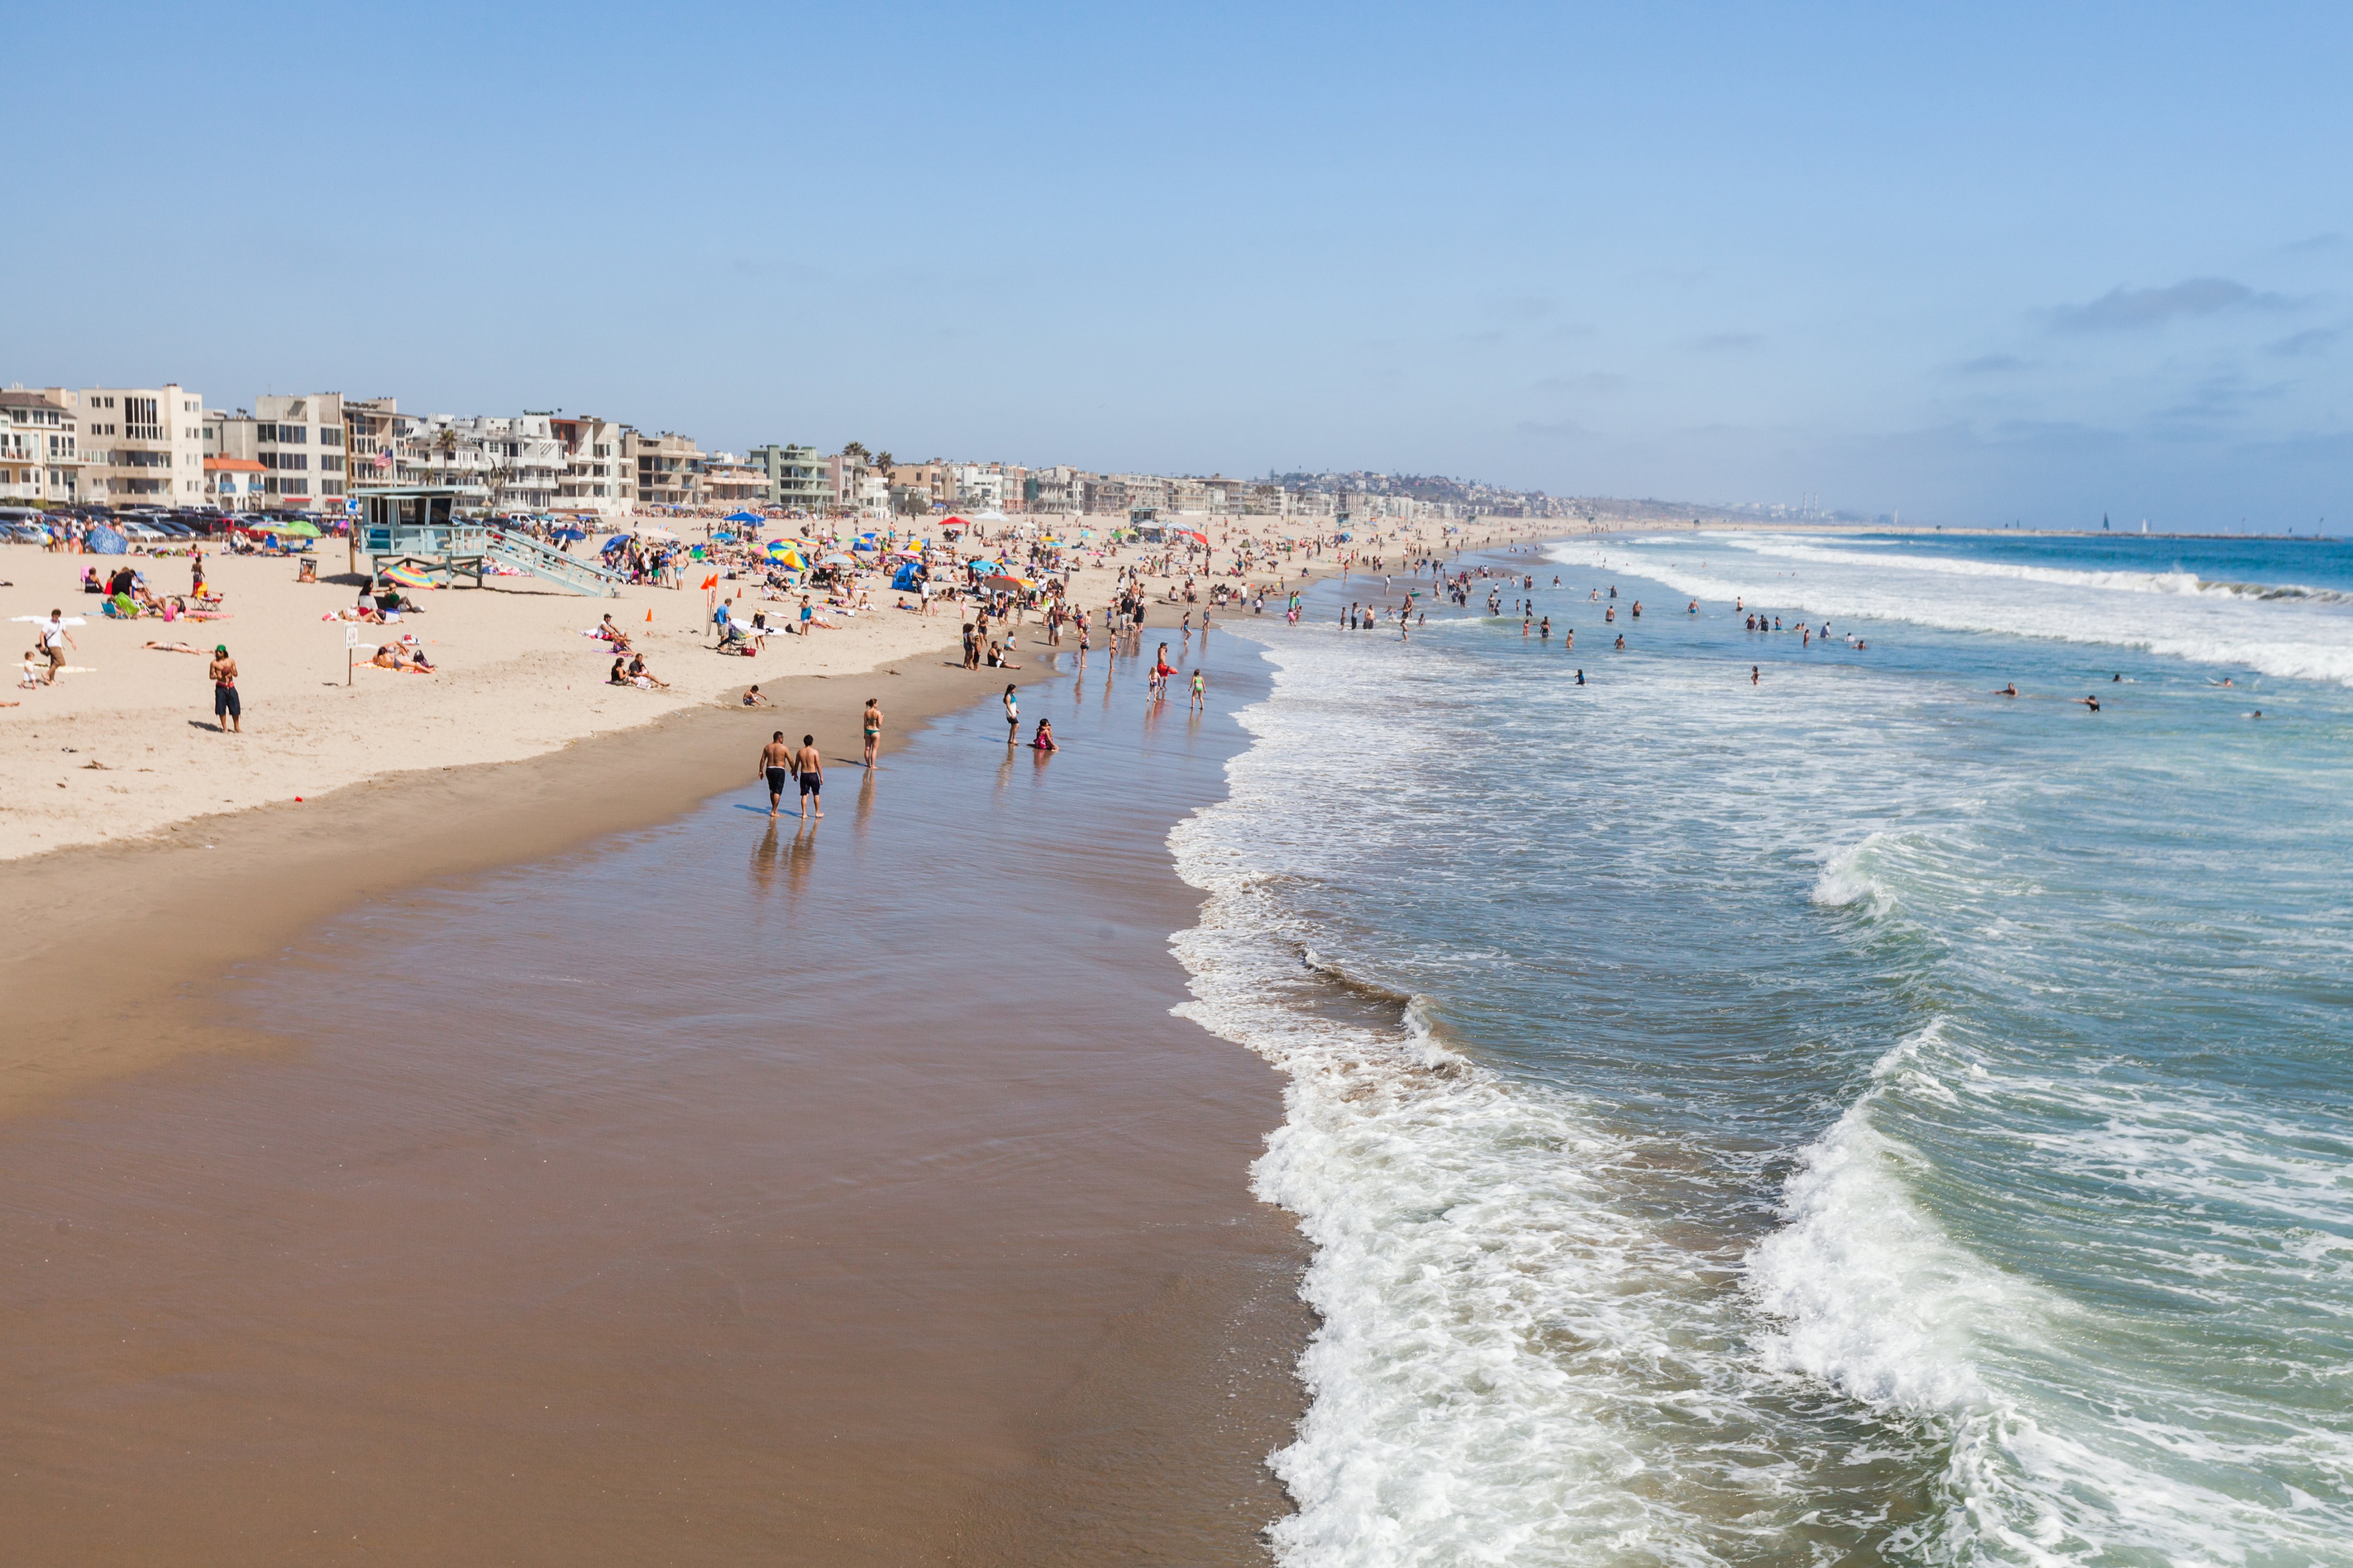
xmin=381 ymin=565 xmax=433 ymax=590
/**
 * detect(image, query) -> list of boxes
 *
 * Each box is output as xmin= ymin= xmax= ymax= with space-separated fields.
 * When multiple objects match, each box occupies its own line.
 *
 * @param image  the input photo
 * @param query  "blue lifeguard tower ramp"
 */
xmin=353 ymin=487 xmax=626 ymax=597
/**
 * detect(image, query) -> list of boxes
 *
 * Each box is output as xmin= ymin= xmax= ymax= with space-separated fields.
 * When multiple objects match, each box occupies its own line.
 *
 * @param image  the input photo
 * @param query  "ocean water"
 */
xmin=1173 ymin=531 xmax=2353 ymax=1566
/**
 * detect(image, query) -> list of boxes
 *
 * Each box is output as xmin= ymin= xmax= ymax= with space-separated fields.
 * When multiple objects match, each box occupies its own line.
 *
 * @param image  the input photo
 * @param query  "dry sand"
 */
xmin=1 ymin=520 xmax=1549 ymax=863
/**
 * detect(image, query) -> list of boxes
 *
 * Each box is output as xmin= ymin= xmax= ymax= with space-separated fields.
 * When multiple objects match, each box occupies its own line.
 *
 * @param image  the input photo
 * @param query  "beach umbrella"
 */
xmin=601 ymin=535 xmax=629 ymax=550
xmin=725 ymin=511 xmax=764 ymax=524
xmin=820 ymin=552 xmax=854 ymax=567
xmin=381 ymin=565 xmax=433 ymax=590
xmin=552 ymin=526 xmax=586 ymax=541
xmin=980 ymin=574 xmax=1029 ymax=592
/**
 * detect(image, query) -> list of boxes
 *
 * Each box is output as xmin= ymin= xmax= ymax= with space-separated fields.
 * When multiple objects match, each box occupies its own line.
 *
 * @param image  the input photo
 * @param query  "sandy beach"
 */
xmin=1 ymin=520 xmax=1549 ymax=864
xmin=0 ymin=521 xmax=1551 ymax=1564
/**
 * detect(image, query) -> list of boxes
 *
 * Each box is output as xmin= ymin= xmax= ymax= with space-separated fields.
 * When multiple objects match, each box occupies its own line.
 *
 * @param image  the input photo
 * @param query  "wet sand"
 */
xmin=0 ymin=626 xmax=1311 ymax=1564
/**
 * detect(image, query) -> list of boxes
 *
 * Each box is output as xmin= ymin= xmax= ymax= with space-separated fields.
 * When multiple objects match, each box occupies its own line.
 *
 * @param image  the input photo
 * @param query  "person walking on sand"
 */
xmin=37 ymin=608 xmax=73 ymax=685
xmin=1003 ymin=683 xmax=1020 ymax=744
xmin=793 ymin=733 xmax=824 ymax=820
xmin=208 ymin=644 xmax=241 ymax=732
xmin=862 ymin=697 xmax=884 ymax=769
xmin=759 ymin=731 xmax=793 ymax=817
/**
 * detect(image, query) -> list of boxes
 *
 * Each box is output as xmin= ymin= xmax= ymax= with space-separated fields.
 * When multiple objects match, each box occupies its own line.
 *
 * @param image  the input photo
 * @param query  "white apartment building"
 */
xmin=406 ymin=414 xmax=566 ymax=512
xmin=0 ymin=388 xmax=88 ymax=504
xmin=951 ymin=463 xmax=1005 ymax=512
xmin=550 ymin=415 xmax=630 ymax=515
xmin=68 ymin=384 xmax=205 ymax=504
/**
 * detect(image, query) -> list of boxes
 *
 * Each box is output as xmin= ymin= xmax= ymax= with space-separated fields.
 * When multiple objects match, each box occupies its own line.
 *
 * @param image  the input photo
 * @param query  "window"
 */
xmin=320 ymin=454 xmax=344 ymax=472
xmin=321 ymin=480 xmax=344 ymax=497
xmin=320 ymin=426 xmax=343 ymax=446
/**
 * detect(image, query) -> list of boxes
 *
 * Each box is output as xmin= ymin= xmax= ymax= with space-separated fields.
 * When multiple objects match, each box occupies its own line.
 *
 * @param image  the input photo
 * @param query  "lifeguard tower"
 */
xmin=351 ymin=486 xmax=626 ymax=596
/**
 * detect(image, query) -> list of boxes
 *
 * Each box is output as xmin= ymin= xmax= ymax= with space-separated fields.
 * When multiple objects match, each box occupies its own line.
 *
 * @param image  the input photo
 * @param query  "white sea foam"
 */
xmin=1171 ymin=640 xmax=1928 ymax=1564
xmin=1551 ymin=533 xmax=2353 ymax=686
xmin=1749 ymin=1023 xmax=2353 ymax=1564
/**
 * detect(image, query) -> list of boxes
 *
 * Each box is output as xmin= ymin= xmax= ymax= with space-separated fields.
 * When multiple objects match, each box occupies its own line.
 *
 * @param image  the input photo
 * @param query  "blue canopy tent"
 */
xmin=891 ymin=561 xmax=925 ymax=591
xmin=725 ymin=511 xmax=764 ymax=525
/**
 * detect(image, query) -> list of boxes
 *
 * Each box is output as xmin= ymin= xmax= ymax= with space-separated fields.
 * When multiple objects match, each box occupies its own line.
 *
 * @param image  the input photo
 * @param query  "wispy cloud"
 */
xmin=2265 ymin=326 xmax=2342 ymax=357
xmin=1535 ymin=371 xmax=1630 ymax=394
xmin=2046 ymin=276 xmax=2285 ymax=333
xmin=1954 ymin=353 xmax=2034 ymax=375
xmin=2281 ymin=232 xmax=2343 ymax=256
xmin=1689 ymin=332 xmax=1762 ymax=352
xmin=1514 ymin=417 xmax=1591 ymax=440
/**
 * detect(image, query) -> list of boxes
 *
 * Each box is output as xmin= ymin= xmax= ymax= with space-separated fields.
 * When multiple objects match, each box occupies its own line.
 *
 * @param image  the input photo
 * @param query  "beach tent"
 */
xmin=940 ymin=517 xmax=969 ymax=533
xmin=891 ymin=561 xmax=924 ymax=591
xmin=88 ymin=525 xmax=128 ymax=555
xmin=725 ymin=511 xmax=764 ymax=524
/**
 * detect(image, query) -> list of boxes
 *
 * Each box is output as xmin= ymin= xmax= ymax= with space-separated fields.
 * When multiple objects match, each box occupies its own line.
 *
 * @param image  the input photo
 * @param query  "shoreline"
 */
xmin=0 ymin=619 xmax=1316 ymax=1564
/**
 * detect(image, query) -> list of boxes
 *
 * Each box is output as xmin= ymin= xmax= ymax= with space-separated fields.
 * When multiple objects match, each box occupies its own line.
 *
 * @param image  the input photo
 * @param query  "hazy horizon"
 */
xmin=10 ymin=1 xmax=2350 ymax=535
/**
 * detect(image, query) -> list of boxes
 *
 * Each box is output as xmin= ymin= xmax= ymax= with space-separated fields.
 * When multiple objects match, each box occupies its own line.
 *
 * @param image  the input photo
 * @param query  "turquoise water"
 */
xmin=1173 ymin=532 xmax=2353 ymax=1565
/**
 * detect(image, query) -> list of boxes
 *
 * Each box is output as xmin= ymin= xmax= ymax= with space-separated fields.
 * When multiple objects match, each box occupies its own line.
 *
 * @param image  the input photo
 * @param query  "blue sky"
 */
xmin=13 ymin=1 xmax=2350 ymax=530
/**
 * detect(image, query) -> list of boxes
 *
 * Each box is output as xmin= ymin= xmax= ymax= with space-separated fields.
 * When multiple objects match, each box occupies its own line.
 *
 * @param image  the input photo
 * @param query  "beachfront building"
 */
xmin=400 ymin=414 xmax=567 ymax=513
xmin=950 ymin=463 xmax=1004 ymax=513
xmin=887 ymin=460 xmax=955 ymax=512
xmin=1080 ymin=475 xmax=1128 ymax=516
xmin=0 ymin=389 xmax=88 ymax=504
xmin=627 ymin=430 xmax=700 ymax=510
xmin=66 ymin=384 xmax=206 ymax=504
xmin=550 ymin=414 xmax=630 ymax=517
xmin=343 ymin=397 xmax=426 ymax=489
xmin=747 ymin=443 xmax=832 ymax=513
xmin=824 ymin=451 xmax=888 ymax=519
xmin=1026 ymin=465 xmax=1082 ymax=514
xmin=700 ymin=452 xmax=768 ymax=509
xmin=242 ymin=392 xmax=351 ymax=511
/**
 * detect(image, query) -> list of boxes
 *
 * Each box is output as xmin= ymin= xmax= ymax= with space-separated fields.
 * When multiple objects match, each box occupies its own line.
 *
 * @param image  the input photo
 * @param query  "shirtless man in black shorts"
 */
xmin=759 ymin=731 xmax=793 ymax=817
xmin=793 ymin=733 xmax=824 ymax=821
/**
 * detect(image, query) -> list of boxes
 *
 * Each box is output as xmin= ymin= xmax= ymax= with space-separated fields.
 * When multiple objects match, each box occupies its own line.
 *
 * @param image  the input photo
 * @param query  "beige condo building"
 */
xmin=65 ymin=384 xmax=206 ymax=504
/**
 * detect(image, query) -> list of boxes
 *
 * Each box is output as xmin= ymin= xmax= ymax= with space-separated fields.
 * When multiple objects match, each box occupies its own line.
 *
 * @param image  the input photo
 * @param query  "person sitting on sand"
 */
xmin=627 ymin=654 xmax=669 ymax=689
xmin=596 ymin=614 xmax=633 ymax=652
xmin=354 ymin=592 xmax=386 ymax=624
xmin=742 ymin=685 xmax=772 ymax=707
xmin=609 ymin=656 xmax=631 ymax=686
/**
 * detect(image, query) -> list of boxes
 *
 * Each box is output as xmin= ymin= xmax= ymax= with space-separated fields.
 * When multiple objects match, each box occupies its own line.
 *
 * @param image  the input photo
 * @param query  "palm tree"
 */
xmin=842 ymin=440 xmax=870 ymax=462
